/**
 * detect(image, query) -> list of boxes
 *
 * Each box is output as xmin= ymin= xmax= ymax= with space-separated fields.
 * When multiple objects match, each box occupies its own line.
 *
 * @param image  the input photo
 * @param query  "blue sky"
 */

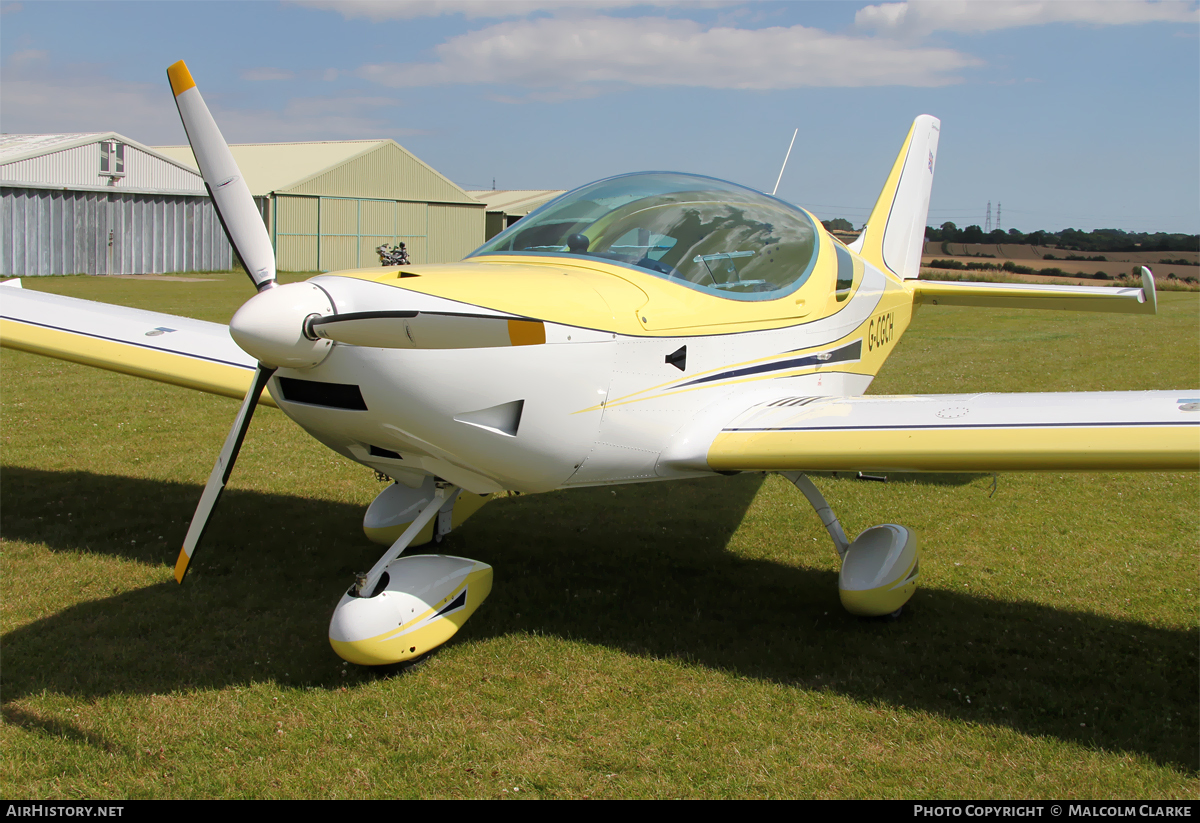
xmin=2 ymin=1 xmax=1197 ymax=233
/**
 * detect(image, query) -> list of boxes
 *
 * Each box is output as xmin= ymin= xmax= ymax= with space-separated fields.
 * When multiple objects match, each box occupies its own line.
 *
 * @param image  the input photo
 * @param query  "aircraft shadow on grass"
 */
xmin=1 ymin=466 xmax=1196 ymax=772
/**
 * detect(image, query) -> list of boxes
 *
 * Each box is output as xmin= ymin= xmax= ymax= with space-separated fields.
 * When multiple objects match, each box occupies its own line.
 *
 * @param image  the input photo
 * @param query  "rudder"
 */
xmin=849 ymin=115 xmax=940 ymax=280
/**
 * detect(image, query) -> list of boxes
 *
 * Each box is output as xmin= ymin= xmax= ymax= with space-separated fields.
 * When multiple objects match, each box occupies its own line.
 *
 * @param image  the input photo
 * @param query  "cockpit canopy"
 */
xmin=469 ymin=172 xmax=819 ymax=301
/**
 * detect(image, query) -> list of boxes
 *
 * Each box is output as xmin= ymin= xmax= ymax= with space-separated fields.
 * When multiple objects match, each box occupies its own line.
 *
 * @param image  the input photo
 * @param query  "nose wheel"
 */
xmin=329 ymin=481 xmax=493 ymax=666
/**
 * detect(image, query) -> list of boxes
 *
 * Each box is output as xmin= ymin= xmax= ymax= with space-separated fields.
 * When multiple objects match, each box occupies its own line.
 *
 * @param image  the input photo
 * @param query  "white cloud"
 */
xmin=241 ymin=66 xmax=345 ymax=84
xmin=207 ymin=95 xmax=424 ymax=141
xmin=242 ymin=67 xmax=296 ymax=81
xmin=855 ymin=0 xmax=1200 ymax=37
xmin=291 ymin=0 xmax=683 ymax=21
xmin=0 ymin=52 xmax=417 ymax=143
xmin=484 ymin=84 xmax=608 ymax=104
xmin=6 ymin=47 xmax=46 ymax=65
xmin=356 ymin=15 xmax=981 ymax=93
xmin=0 ymin=52 xmax=178 ymax=140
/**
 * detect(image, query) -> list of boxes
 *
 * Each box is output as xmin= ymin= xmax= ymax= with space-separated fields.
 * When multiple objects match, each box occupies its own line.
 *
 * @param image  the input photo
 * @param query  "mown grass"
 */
xmin=1 ymin=274 xmax=1197 ymax=798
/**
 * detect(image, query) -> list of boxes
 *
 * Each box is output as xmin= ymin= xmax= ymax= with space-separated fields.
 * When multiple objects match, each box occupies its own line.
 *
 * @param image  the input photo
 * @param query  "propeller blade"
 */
xmin=174 ymin=364 xmax=276 ymax=584
xmin=305 ymin=311 xmax=546 ymax=350
xmin=167 ymin=60 xmax=276 ymax=292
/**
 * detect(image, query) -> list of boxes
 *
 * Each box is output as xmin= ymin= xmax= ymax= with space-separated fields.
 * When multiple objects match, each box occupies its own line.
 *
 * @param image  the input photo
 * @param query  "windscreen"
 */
xmin=469 ymin=173 xmax=819 ymax=301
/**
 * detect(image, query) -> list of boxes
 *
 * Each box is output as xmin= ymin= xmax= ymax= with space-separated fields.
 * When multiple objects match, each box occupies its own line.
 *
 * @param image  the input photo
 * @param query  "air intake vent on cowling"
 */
xmin=277 ymin=377 xmax=368 ymax=410
xmin=453 ymin=399 xmax=525 ymax=437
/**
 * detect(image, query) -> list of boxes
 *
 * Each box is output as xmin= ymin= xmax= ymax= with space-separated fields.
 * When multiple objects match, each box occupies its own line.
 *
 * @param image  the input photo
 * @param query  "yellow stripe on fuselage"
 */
xmin=569 ymin=272 xmax=913 ymax=414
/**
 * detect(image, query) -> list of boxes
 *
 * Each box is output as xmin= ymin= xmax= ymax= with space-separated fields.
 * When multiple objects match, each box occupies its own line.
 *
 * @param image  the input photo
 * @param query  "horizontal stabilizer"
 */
xmin=914 ymin=267 xmax=1157 ymax=314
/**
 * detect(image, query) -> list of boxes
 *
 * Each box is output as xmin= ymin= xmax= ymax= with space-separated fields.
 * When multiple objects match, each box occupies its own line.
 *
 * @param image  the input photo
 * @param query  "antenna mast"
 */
xmin=771 ymin=129 xmax=798 ymax=197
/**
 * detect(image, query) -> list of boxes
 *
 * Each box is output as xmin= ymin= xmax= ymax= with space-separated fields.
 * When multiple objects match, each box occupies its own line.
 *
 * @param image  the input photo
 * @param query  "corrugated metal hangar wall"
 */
xmin=270 ymin=140 xmax=484 ymax=272
xmin=3 ymin=135 xmax=487 ymax=276
xmin=1 ymin=134 xmax=232 ymax=276
xmin=3 ymin=188 xmax=230 ymax=276
xmin=272 ymin=195 xmax=482 ymax=272
xmin=158 ymin=139 xmax=486 ymax=273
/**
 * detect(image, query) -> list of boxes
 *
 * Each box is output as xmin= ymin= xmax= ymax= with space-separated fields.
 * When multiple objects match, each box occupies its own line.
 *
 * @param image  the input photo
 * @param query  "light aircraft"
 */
xmin=2 ymin=62 xmax=1196 ymax=667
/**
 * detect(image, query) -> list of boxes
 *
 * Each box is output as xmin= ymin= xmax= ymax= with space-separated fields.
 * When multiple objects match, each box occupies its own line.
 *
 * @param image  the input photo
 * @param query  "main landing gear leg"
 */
xmin=781 ymin=472 xmax=920 ymax=618
xmin=782 ymin=472 xmax=850 ymax=560
xmin=329 ymin=480 xmax=494 ymax=666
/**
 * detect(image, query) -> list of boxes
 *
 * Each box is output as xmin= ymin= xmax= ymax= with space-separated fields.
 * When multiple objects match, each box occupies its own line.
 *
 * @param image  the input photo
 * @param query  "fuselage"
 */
xmin=264 ymin=224 xmax=916 ymax=495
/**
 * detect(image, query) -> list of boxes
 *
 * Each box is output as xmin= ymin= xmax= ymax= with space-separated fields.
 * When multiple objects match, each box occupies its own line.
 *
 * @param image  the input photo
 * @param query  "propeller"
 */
xmin=167 ymin=60 xmax=284 ymax=583
xmin=165 ymin=60 xmax=547 ymax=582
xmin=174 ymin=364 xmax=274 ymax=582
xmin=167 ymin=60 xmax=276 ymax=293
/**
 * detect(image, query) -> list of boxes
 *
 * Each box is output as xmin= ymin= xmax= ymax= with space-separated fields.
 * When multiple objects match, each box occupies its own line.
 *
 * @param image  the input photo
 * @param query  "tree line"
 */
xmin=821 ymin=219 xmax=1198 ymax=253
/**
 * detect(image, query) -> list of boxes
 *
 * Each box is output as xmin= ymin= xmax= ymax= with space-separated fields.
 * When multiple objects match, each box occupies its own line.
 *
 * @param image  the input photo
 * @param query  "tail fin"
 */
xmin=849 ymin=115 xmax=940 ymax=280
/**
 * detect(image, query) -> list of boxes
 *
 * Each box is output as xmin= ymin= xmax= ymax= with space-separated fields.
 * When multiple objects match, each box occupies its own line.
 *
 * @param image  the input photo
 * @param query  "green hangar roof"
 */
xmin=154 ymin=139 xmax=480 ymax=204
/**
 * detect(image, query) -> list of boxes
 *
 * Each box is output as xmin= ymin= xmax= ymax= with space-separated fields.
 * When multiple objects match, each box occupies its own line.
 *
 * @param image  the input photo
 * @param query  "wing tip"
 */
xmin=1139 ymin=266 xmax=1158 ymax=315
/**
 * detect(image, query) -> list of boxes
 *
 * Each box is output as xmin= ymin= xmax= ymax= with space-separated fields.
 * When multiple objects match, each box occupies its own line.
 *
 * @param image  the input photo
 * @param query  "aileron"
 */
xmin=708 ymin=391 xmax=1199 ymax=473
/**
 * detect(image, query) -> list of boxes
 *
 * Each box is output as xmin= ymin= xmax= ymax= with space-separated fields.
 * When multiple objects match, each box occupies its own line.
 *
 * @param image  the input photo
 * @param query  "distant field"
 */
xmin=923 ymin=241 xmax=1199 ymax=264
xmin=1 ymin=275 xmax=1197 ymax=799
xmin=919 ymin=268 xmax=1110 ymax=287
xmin=922 ymin=242 xmax=1199 ymax=281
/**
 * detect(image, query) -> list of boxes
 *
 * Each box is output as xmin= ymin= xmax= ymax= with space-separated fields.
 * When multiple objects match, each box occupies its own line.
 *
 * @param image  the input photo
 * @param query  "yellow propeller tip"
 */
xmin=173 ymin=547 xmax=191 ymax=584
xmin=167 ymin=61 xmax=196 ymax=96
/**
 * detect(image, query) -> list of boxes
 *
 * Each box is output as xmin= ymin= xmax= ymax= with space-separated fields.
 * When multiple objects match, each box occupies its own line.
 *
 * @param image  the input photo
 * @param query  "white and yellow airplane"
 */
xmin=2 ymin=62 xmax=1196 ymax=666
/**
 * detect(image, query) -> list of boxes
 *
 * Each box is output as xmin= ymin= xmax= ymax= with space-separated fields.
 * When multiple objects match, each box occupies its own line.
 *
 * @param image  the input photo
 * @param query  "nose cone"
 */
xmin=229 ymin=282 xmax=335 ymax=368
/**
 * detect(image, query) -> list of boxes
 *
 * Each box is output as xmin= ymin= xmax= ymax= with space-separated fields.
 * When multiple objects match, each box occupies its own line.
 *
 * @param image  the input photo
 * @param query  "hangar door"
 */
xmin=2 ymin=186 xmax=231 ymax=276
xmin=273 ymin=194 xmax=428 ymax=273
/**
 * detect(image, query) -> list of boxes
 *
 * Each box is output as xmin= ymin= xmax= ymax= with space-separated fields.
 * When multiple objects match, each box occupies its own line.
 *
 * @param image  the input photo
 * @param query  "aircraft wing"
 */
xmin=0 ymin=281 xmax=269 ymax=405
xmin=694 ymin=391 xmax=1199 ymax=473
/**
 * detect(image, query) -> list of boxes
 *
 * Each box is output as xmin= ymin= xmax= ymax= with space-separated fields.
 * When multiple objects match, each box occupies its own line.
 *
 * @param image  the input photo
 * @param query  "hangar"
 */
xmin=156 ymin=139 xmax=486 ymax=272
xmin=468 ymin=189 xmax=565 ymax=241
xmin=1 ymin=132 xmax=231 ymax=276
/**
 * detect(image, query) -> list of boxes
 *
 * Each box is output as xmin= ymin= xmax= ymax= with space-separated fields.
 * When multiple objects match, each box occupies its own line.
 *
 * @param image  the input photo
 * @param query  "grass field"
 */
xmin=2 ymin=273 xmax=1197 ymax=799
